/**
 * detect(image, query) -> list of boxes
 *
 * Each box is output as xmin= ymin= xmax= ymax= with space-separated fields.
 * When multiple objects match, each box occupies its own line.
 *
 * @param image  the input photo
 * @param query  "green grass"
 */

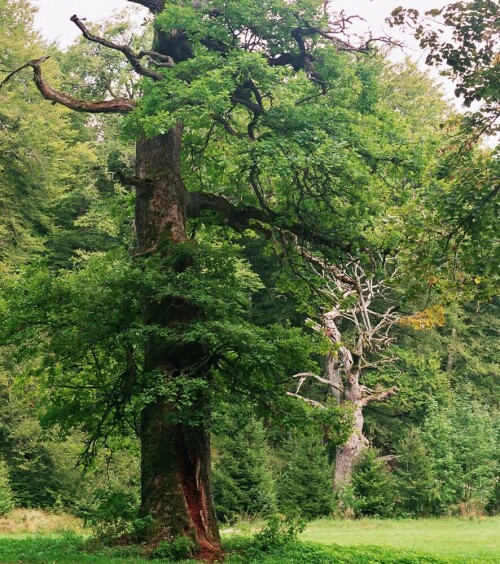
xmin=302 ymin=517 xmax=500 ymax=562
xmin=0 ymin=518 xmax=498 ymax=562
xmin=0 ymin=533 xmax=148 ymax=563
xmin=0 ymin=534 xmax=451 ymax=563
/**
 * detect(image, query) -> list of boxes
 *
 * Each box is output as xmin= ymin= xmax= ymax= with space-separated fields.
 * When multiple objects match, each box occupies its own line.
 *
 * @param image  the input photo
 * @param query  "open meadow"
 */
xmin=0 ymin=512 xmax=499 ymax=563
xmin=301 ymin=517 xmax=500 ymax=562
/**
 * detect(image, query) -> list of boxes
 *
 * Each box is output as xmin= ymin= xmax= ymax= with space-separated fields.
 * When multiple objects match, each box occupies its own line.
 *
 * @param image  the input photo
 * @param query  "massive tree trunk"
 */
xmin=135 ymin=129 xmax=221 ymax=556
xmin=128 ymin=7 xmax=222 ymax=554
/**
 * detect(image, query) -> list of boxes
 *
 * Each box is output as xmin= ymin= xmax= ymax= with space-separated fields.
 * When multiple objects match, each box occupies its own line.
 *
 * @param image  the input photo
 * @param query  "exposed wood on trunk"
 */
xmin=289 ymin=256 xmax=400 ymax=487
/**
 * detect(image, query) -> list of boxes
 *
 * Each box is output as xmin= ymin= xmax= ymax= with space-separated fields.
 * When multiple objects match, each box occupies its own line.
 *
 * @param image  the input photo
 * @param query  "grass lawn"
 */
xmin=302 ymin=517 xmax=500 ymax=562
xmin=0 ymin=513 xmax=498 ymax=562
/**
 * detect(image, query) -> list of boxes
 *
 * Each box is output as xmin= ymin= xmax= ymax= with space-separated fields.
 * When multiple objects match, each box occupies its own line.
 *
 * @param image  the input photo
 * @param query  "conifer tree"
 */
xmin=394 ymin=429 xmax=440 ymax=516
xmin=351 ymin=448 xmax=394 ymax=517
xmin=212 ymin=414 xmax=276 ymax=523
xmin=277 ymin=431 xmax=333 ymax=519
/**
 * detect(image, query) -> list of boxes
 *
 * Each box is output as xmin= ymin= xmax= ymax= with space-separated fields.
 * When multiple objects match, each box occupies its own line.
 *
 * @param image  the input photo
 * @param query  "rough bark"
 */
xmin=0 ymin=58 xmax=136 ymax=113
xmin=135 ymin=128 xmax=221 ymax=557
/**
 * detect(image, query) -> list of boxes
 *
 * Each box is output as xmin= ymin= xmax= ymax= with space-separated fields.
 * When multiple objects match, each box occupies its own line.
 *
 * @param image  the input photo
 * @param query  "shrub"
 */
xmin=0 ymin=458 xmax=14 ymax=516
xmin=254 ymin=514 xmax=306 ymax=551
xmin=151 ymin=536 xmax=196 ymax=560
xmin=84 ymin=489 xmax=140 ymax=540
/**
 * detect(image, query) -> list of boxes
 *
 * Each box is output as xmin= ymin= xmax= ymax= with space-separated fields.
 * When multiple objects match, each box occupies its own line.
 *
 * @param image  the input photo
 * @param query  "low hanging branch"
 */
xmin=0 ymin=57 xmax=136 ymax=113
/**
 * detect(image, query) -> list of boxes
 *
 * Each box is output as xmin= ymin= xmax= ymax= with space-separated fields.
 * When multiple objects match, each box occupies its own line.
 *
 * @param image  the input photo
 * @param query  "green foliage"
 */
xmin=0 ymin=457 xmax=14 ymax=516
xmin=350 ymin=449 xmax=395 ymax=518
xmin=212 ymin=410 xmax=276 ymax=523
xmin=445 ymin=301 xmax=500 ymax=405
xmin=277 ymin=430 xmax=333 ymax=519
xmin=151 ymin=536 xmax=196 ymax=560
xmin=0 ymin=0 xmax=107 ymax=271
xmin=394 ymin=428 xmax=440 ymax=516
xmin=0 ymin=379 xmax=69 ymax=509
xmin=390 ymin=0 xmax=499 ymax=134
xmin=253 ymin=514 xmax=306 ymax=552
xmin=84 ymin=489 xmax=140 ymax=541
xmin=421 ymin=398 xmax=498 ymax=514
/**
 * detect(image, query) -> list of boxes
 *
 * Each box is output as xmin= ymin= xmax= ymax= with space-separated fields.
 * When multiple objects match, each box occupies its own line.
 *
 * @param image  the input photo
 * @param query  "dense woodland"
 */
xmin=0 ymin=0 xmax=498 ymax=561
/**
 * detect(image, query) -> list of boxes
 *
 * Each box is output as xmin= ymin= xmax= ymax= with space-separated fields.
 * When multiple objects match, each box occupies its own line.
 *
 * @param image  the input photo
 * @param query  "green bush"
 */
xmin=151 ymin=536 xmax=196 ymax=560
xmin=253 ymin=514 xmax=306 ymax=551
xmin=84 ymin=489 xmax=140 ymax=540
xmin=0 ymin=458 xmax=14 ymax=516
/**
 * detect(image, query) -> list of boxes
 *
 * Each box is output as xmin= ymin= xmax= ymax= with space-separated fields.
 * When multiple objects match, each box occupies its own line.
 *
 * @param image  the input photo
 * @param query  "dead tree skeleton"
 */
xmin=289 ymin=251 xmax=399 ymax=486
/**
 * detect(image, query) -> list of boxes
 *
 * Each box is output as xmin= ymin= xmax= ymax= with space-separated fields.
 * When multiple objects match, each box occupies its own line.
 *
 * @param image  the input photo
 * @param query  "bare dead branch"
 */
xmin=292 ymin=371 xmax=344 ymax=394
xmin=360 ymin=385 xmax=398 ymax=406
xmin=70 ymin=15 xmax=170 ymax=81
xmin=286 ymin=391 xmax=325 ymax=409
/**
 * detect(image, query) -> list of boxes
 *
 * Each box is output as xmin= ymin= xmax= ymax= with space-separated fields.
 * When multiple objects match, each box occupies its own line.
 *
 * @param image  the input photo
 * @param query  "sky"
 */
xmin=33 ymin=0 xmax=447 ymax=53
xmin=32 ymin=0 xmax=455 ymax=100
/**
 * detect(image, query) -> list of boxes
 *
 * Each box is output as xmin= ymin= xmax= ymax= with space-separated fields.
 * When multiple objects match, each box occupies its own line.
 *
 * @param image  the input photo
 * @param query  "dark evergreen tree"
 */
xmin=277 ymin=431 xmax=333 ymax=519
xmin=212 ymin=413 xmax=276 ymax=523
xmin=393 ymin=428 xmax=440 ymax=516
xmin=351 ymin=449 xmax=395 ymax=517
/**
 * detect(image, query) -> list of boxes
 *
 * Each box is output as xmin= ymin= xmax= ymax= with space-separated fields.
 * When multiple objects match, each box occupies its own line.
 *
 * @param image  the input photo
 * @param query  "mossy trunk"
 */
xmin=135 ymin=129 xmax=221 ymax=556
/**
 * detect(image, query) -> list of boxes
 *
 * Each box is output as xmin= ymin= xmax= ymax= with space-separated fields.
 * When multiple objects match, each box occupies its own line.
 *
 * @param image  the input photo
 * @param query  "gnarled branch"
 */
xmin=115 ymin=171 xmax=152 ymax=190
xmin=360 ymin=385 xmax=398 ymax=407
xmin=70 ymin=15 xmax=171 ymax=81
xmin=292 ymin=372 xmax=344 ymax=394
xmin=187 ymin=191 xmax=350 ymax=250
xmin=0 ymin=57 xmax=136 ymax=113
xmin=127 ymin=0 xmax=164 ymax=14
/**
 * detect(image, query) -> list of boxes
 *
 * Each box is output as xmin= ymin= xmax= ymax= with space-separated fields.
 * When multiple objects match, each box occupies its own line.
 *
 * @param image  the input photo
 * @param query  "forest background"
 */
xmin=0 ymin=0 xmax=498 ymax=561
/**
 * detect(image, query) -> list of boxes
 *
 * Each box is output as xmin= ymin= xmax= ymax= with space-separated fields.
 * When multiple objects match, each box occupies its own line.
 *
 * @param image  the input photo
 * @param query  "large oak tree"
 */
xmin=1 ymin=0 xmax=448 ymax=557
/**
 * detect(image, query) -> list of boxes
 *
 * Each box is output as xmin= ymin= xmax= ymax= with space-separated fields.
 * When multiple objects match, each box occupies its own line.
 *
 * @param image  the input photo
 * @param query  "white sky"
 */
xmin=33 ymin=0 xmax=447 ymax=53
xmin=33 ymin=0 xmax=456 ymax=101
